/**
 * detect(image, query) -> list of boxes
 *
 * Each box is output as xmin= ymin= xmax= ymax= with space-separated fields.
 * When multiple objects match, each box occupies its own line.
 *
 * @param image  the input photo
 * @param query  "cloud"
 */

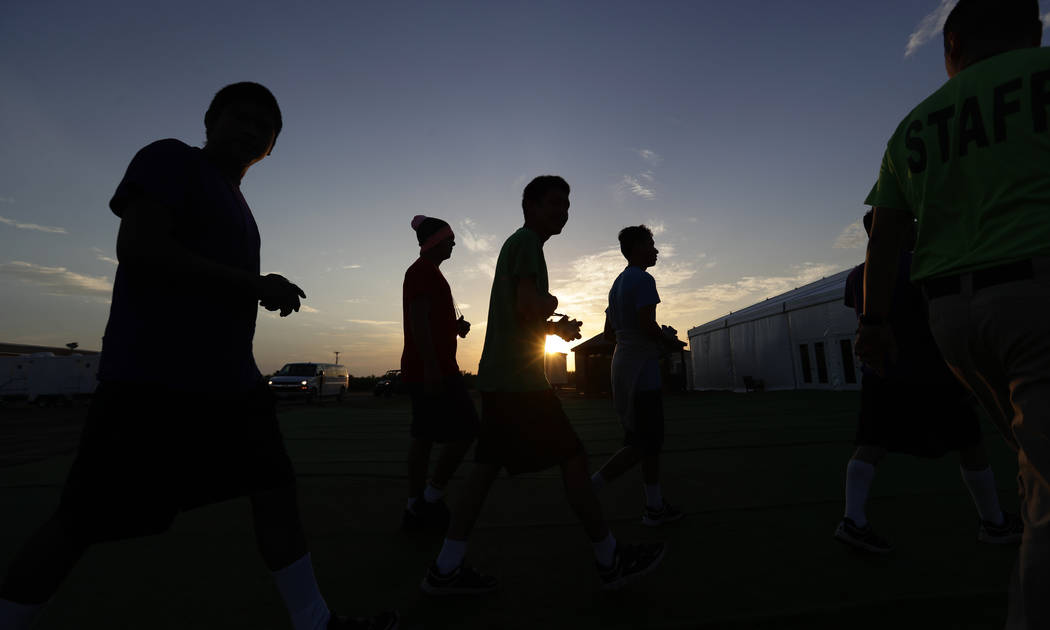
xmin=672 ymin=263 xmax=842 ymax=319
xmin=0 ymin=215 xmax=68 ymax=234
xmin=620 ymin=175 xmax=656 ymax=200
xmin=638 ymin=149 xmax=662 ymax=167
xmin=97 ymin=255 xmax=119 ymax=265
xmin=648 ymin=222 xmax=666 ymax=236
xmin=299 ymin=305 xmax=320 ymax=314
xmin=833 ymin=221 xmax=868 ymax=249
xmin=342 ymin=297 xmax=367 ymax=304
xmin=347 ymin=319 xmax=399 ymax=325
xmin=905 ymin=0 xmax=956 ymax=57
xmin=342 ymin=264 xmax=362 ymax=270
xmin=459 ymin=218 xmax=496 ymax=253
xmin=0 ymin=261 xmax=112 ymax=297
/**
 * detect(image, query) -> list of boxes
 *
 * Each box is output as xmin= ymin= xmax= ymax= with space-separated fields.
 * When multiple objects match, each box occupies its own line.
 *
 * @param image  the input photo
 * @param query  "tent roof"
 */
xmin=687 ymin=268 xmax=853 ymax=336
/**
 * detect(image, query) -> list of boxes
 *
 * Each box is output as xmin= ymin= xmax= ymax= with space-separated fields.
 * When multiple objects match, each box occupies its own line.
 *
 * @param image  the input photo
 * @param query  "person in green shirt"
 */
xmin=420 ymin=176 xmax=666 ymax=595
xmin=858 ymin=2 xmax=1049 ymax=627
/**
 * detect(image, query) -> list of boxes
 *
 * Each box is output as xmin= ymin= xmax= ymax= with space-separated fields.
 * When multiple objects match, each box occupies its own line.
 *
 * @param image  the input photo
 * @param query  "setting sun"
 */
xmin=544 ymin=335 xmax=573 ymax=355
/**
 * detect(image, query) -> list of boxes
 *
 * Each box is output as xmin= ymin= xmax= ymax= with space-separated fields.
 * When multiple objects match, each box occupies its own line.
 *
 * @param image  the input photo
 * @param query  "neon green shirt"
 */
xmin=477 ymin=227 xmax=551 ymax=392
xmin=866 ymin=47 xmax=1050 ymax=281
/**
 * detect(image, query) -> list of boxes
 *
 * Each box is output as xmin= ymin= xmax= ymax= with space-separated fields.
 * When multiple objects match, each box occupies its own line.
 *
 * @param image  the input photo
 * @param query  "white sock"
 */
xmin=0 ymin=599 xmax=43 ymax=630
xmin=961 ymin=466 xmax=1004 ymax=525
xmin=271 ymin=553 xmax=331 ymax=630
xmin=644 ymin=483 xmax=663 ymax=510
xmin=424 ymin=483 xmax=445 ymax=503
xmin=436 ymin=538 xmax=468 ymax=575
xmin=593 ymin=531 xmax=617 ymax=568
xmin=844 ymin=459 xmax=876 ymax=527
xmin=591 ymin=472 xmax=607 ymax=493
xmin=407 ymin=496 xmax=420 ymax=512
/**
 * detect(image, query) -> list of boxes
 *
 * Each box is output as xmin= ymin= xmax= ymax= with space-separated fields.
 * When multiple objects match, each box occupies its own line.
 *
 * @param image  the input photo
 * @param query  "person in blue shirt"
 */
xmin=591 ymin=225 xmax=684 ymax=526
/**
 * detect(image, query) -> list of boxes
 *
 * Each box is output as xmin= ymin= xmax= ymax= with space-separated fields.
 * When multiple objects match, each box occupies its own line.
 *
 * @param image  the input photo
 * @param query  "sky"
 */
xmin=3 ymin=0 xmax=1048 ymax=376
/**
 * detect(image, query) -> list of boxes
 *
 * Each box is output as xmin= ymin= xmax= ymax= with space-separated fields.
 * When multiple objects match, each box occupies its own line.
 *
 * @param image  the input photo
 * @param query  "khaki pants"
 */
xmin=927 ymin=262 xmax=1050 ymax=630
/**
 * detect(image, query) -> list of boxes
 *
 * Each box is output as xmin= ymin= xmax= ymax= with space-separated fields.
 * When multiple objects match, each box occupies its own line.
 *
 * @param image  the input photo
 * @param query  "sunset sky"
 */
xmin=3 ymin=1 xmax=1048 ymax=376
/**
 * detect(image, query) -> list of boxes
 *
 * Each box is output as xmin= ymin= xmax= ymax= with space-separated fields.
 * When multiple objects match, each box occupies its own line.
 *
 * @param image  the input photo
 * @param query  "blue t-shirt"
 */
xmin=98 ymin=139 xmax=263 ymax=390
xmin=606 ymin=266 xmax=662 ymax=390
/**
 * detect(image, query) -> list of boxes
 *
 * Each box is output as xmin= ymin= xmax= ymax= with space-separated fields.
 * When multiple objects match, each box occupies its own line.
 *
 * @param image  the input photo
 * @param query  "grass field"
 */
xmin=0 ymin=390 xmax=1022 ymax=629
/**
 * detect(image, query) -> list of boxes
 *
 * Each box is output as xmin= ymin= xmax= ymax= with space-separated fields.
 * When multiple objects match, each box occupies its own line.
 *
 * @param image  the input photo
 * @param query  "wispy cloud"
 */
xmin=905 ymin=0 xmax=955 ymax=57
xmin=620 ymin=175 xmax=656 ymax=200
xmin=0 ymin=215 xmax=68 ymax=234
xmin=620 ymin=149 xmax=662 ymax=200
xmin=299 ymin=305 xmax=320 ymax=314
xmin=97 ymin=256 xmax=119 ymax=265
xmin=347 ymin=319 xmax=399 ymax=325
xmin=459 ymin=218 xmax=496 ymax=253
xmin=342 ymin=264 xmax=362 ymax=270
xmin=833 ymin=221 xmax=867 ymax=249
xmin=0 ymin=261 xmax=111 ymax=297
xmin=638 ymin=149 xmax=662 ymax=167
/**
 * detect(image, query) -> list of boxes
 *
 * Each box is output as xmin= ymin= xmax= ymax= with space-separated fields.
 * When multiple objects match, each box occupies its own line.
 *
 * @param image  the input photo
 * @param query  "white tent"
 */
xmin=687 ymin=269 xmax=861 ymax=392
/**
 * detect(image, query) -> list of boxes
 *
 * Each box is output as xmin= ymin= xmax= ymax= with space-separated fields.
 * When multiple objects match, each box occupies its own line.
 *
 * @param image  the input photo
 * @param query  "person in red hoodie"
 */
xmin=400 ymin=215 xmax=478 ymax=532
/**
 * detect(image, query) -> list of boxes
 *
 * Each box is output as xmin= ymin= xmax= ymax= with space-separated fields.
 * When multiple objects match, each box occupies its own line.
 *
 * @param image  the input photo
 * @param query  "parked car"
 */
xmin=373 ymin=369 xmax=402 ymax=397
xmin=269 ymin=363 xmax=348 ymax=401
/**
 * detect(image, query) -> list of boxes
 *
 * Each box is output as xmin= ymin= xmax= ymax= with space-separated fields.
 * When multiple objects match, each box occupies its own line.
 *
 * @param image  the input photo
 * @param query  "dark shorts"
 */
xmin=624 ymin=389 xmax=665 ymax=456
xmin=856 ymin=373 xmax=983 ymax=458
xmin=409 ymin=373 xmax=480 ymax=443
xmin=57 ymin=381 xmax=295 ymax=545
xmin=475 ymin=389 xmax=584 ymax=475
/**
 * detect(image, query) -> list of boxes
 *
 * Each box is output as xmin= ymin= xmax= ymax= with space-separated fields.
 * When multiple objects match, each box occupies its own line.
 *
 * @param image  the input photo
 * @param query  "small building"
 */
xmin=686 ymin=269 xmax=860 ymax=392
xmin=570 ymin=334 xmax=615 ymax=398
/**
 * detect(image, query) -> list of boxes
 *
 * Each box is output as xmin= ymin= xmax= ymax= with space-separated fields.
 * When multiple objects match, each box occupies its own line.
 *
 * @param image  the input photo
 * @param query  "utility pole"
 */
xmin=334 ymin=351 xmax=340 ymax=365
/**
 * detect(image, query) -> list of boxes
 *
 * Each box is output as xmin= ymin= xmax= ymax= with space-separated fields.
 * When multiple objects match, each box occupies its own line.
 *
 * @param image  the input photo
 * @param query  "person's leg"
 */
xmin=407 ymin=438 xmax=433 ymax=511
xmin=956 ymin=442 xmax=1009 ymax=528
xmin=593 ymin=446 xmax=643 ymax=489
xmin=844 ymin=445 xmax=885 ymax=527
xmin=561 ymin=452 xmax=616 ymax=567
xmin=0 ymin=517 xmax=86 ymax=629
xmin=436 ymin=462 xmax=501 ymax=570
xmin=430 ymin=439 xmax=473 ymax=492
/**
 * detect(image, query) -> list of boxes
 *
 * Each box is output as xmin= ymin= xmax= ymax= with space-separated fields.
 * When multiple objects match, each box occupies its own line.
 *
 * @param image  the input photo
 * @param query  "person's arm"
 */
xmin=516 ymin=274 xmax=558 ymax=322
xmin=117 ymin=196 xmax=304 ymax=315
xmin=637 ymin=304 xmax=665 ymax=342
xmin=856 ymin=206 xmax=912 ymax=372
xmin=407 ymin=295 xmax=442 ymax=389
xmin=603 ymin=313 xmax=616 ymax=342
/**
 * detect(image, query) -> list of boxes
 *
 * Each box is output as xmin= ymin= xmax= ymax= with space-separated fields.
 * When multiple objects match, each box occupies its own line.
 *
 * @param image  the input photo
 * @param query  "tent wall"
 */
xmin=687 ymin=269 xmax=861 ymax=392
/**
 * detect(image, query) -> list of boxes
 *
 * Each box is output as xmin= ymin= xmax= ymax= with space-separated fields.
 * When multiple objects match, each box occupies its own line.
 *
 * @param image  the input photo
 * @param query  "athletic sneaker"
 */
xmin=598 ymin=542 xmax=667 ymax=590
xmin=833 ymin=517 xmax=893 ymax=554
xmin=978 ymin=511 xmax=1024 ymax=544
xmin=642 ymin=501 xmax=685 ymax=527
xmin=402 ymin=499 xmax=451 ymax=533
xmin=328 ymin=610 xmax=399 ymax=630
xmin=420 ymin=562 xmax=499 ymax=595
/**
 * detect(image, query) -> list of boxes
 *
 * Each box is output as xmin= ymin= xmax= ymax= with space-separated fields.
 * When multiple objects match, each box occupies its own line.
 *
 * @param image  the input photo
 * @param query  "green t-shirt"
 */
xmin=477 ymin=227 xmax=551 ymax=392
xmin=866 ymin=47 xmax=1050 ymax=281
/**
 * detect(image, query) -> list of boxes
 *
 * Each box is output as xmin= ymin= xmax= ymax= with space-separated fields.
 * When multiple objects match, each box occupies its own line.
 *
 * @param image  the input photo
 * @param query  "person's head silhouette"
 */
xmin=943 ymin=0 xmax=1042 ymax=77
xmin=522 ymin=175 xmax=570 ymax=237
xmin=204 ymin=82 xmax=282 ymax=176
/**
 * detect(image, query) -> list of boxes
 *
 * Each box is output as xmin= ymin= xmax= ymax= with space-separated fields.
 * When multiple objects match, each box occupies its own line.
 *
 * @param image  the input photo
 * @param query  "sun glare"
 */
xmin=545 ymin=335 xmax=572 ymax=355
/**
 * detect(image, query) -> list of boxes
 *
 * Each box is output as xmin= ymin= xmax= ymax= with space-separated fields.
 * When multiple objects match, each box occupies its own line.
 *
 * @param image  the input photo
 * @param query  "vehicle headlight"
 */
xmin=268 ymin=380 xmax=273 ymax=385
xmin=301 ymin=380 xmax=308 ymax=385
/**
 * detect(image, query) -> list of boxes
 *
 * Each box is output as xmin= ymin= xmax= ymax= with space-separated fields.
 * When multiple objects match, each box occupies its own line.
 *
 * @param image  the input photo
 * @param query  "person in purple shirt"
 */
xmin=0 ymin=83 xmax=397 ymax=630
xmin=834 ymin=209 xmax=1020 ymax=556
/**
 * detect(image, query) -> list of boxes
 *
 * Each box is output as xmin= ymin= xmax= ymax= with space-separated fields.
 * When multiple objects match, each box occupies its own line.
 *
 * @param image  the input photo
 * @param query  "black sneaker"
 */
xmin=642 ymin=501 xmax=685 ymax=527
xmin=598 ymin=542 xmax=666 ymax=591
xmin=327 ymin=610 xmax=399 ymax=630
xmin=420 ymin=562 xmax=499 ymax=596
xmin=978 ymin=511 xmax=1023 ymax=544
xmin=833 ymin=517 xmax=893 ymax=554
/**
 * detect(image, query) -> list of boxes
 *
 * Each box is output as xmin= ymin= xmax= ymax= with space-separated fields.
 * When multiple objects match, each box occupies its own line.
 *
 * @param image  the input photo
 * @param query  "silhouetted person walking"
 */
xmin=420 ymin=176 xmax=665 ymax=596
xmin=0 ymin=83 xmax=397 ymax=630
xmin=856 ymin=2 xmax=1049 ymax=626
xmin=400 ymin=215 xmax=477 ymax=533
xmin=592 ymin=225 xmax=685 ymax=526
xmin=837 ymin=210 xmax=1021 ymax=554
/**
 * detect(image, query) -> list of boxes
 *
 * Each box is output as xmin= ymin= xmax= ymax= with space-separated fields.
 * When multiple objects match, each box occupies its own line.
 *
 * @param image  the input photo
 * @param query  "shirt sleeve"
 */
xmin=109 ymin=139 xmax=192 ymax=218
xmin=843 ymin=265 xmax=863 ymax=316
xmin=508 ymin=232 xmax=543 ymax=283
xmin=635 ymin=272 xmax=661 ymax=310
xmin=863 ymin=148 xmax=910 ymax=211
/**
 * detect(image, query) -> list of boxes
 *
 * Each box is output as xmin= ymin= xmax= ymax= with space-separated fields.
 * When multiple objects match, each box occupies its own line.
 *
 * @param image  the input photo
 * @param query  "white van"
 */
xmin=268 ymin=363 xmax=349 ymax=401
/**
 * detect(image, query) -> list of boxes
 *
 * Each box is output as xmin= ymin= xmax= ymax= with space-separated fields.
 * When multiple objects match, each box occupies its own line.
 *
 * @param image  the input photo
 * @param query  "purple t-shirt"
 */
xmin=98 ymin=139 xmax=262 ymax=390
